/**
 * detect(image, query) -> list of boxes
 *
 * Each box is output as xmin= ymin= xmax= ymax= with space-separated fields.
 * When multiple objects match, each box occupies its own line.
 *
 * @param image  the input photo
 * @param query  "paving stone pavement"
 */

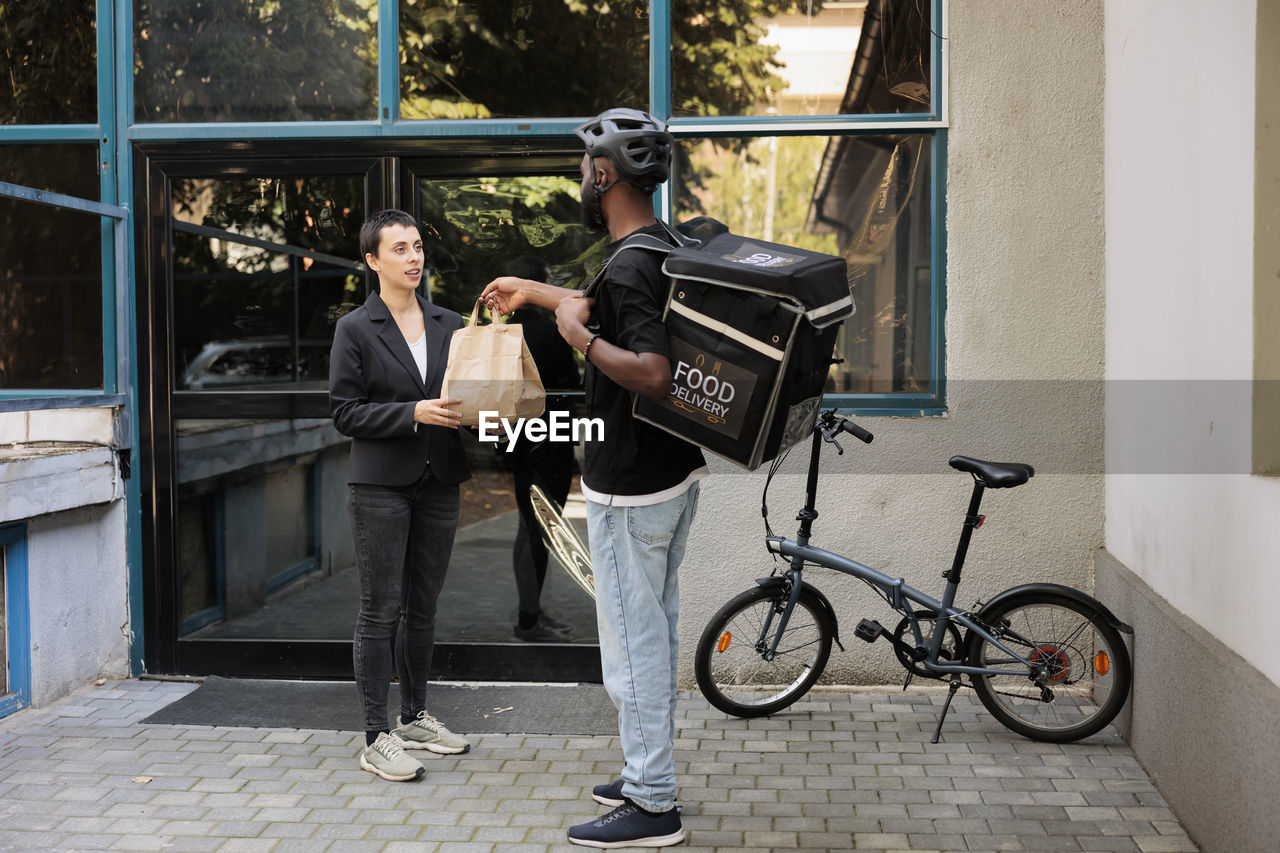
xmin=0 ymin=679 xmax=1198 ymax=853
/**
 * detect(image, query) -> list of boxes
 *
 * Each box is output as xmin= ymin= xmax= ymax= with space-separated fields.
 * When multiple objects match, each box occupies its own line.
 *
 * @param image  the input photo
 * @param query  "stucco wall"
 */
xmin=1 ymin=406 xmax=131 ymax=707
xmin=678 ymin=1 xmax=1108 ymax=684
xmin=25 ymin=501 xmax=131 ymax=705
xmin=1104 ymin=0 xmax=1280 ymax=689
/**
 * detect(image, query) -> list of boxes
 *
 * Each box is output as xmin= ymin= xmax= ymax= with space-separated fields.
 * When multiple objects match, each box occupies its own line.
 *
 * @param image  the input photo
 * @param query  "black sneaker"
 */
xmin=592 ymin=778 xmax=625 ymax=807
xmin=568 ymin=800 xmax=685 ymax=848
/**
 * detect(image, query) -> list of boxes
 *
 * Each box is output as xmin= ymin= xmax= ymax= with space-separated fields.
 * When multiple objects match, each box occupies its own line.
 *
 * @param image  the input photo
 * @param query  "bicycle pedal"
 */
xmin=854 ymin=619 xmax=885 ymax=643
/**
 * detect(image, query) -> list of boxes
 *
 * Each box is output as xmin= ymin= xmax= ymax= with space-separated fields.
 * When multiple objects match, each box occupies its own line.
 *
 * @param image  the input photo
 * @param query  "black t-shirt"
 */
xmin=581 ymin=223 xmax=706 ymax=496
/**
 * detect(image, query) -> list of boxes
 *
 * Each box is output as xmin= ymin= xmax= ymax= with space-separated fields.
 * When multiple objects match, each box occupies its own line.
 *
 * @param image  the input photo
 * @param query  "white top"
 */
xmin=580 ymin=466 xmax=708 ymax=507
xmin=408 ymin=332 xmax=428 ymax=384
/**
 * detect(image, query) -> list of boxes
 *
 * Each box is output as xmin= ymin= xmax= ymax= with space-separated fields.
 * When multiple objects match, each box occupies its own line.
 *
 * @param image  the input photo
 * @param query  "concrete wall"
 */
xmin=1 ymin=406 xmax=132 ymax=708
xmin=680 ymin=1 xmax=1109 ymax=684
xmin=1095 ymin=550 xmax=1280 ymax=853
xmin=25 ymin=501 xmax=131 ymax=705
xmin=1104 ymin=0 xmax=1279 ymax=688
xmin=1104 ymin=1 xmax=1280 ymax=849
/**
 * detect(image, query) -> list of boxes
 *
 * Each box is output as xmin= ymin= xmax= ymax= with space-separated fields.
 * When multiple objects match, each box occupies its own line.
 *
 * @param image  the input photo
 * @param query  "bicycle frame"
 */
xmin=758 ymin=416 xmax=1044 ymax=682
xmin=763 ymin=538 xmax=1042 ymax=680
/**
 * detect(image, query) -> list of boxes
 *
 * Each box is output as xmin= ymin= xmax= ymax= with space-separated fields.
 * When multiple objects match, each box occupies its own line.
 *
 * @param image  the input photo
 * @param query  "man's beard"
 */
xmin=580 ymin=190 xmax=607 ymax=232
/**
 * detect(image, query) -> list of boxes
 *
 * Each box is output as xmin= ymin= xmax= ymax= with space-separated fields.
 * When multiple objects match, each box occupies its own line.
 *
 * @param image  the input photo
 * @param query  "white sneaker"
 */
xmin=394 ymin=710 xmax=471 ymax=754
xmin=359 ymin=732 xmax=425 ymax=781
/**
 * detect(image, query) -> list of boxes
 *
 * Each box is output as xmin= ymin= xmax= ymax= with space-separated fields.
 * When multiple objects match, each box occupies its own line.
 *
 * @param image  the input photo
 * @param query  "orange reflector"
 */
xmin=1095 ymin=651 xmax=1110 ymax=676
xmin=717 ymin=632 xmax=732 ymax=653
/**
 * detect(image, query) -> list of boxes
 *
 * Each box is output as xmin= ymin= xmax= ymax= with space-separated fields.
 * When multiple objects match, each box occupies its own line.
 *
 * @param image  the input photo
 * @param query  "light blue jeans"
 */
xmin=586 ymin=482 xmax=700 ymax=813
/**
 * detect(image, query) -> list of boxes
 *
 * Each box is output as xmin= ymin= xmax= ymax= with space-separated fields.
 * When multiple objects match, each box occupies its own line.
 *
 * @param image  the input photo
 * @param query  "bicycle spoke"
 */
xmin=969 ymin=594 xmax=1129 ymax=741
xmin=700 ymin=590 xmax=830 ymax=708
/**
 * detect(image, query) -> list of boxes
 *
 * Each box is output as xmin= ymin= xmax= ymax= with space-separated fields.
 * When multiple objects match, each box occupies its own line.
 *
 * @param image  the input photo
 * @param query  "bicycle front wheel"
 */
xmin=965 ymin=589 xmax=1132 ymax=743
xmin=695 ymin=584 xmax=835 ymax=718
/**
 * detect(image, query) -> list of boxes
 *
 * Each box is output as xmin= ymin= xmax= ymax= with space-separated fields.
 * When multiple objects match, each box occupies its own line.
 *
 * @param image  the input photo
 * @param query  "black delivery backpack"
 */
xmin=597 ymin=220 xmax=854 ymax=470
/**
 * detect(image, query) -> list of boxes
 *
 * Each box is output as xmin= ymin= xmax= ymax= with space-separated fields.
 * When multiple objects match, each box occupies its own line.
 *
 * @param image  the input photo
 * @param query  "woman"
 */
xmin=329 ymin=209 xmax=470 ymax=781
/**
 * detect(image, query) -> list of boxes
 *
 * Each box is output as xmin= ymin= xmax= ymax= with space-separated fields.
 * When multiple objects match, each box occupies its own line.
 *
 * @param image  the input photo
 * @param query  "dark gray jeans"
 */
xmin=347 ymin=471 xmax=460 ymax=734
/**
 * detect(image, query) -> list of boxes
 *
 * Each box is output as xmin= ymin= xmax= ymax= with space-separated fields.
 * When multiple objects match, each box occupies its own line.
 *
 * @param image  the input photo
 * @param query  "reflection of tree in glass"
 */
xmin=0 ymin=146 xmax=102 ymax=390
xmin=418 ymin=176 xmax=607 ymax=316
xmin=671 ymin=1 xmax=820 ymax=118
xmin=0 ymin=0 xmax=97 ymax=124
xmin=135 ymin=0 xmax=377 ymax=122
xmin=400 ymin=0 xmax=648 ymax=120
xmin=399 ymin=1 xmax=821 ymax=120
xmin=169 ymin=177 xmax=364 ymax=376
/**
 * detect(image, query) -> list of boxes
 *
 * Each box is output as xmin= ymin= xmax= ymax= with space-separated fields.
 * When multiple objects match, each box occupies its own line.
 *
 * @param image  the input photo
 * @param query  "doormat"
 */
xmin=143 ymin=676 xmax=617 ymax=736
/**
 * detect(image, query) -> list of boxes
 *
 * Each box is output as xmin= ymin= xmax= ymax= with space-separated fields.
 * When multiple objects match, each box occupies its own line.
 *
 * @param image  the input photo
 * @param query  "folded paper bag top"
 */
xmin=441 ymin=299 xmax=546 ymax=427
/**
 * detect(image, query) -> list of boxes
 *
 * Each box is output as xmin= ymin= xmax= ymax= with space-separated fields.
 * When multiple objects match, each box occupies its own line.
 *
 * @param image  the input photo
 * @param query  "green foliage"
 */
xmin=399 ymin=0 xmax=649 ymax=119
xmin=416 ymin=176 xmax=607 ymax=315
xmin=0 ymin=0 xmax=98 ymax=124
xmin=397 ymin=0 xmax=822 ymax=120
xmin=134 ymin=0 xmax=378 ymax=121
xmin=671 ymin=0 xmax=819 ymax=117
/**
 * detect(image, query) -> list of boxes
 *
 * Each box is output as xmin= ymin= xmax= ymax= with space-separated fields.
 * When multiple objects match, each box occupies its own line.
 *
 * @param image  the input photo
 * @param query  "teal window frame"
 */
xmin=0 ymin=0 xmax=126 ymax=404
xmin=0 ymin=0 xmax=946 ymax=673
xmin=0 ymin=523 xmax=32 ymax=719
xmin=0 ymin=0 xmax=142 ymax=677
xmin=3 ymin=1 xmax=946 ymax=415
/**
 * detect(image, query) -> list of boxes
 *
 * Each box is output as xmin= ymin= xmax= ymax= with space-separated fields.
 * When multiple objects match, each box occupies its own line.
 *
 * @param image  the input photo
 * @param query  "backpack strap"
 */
xmin=582 ymin=223 xmax=700 ymax=299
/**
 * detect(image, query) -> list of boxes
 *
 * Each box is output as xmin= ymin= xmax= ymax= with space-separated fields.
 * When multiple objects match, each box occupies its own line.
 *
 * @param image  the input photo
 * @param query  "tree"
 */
xmin=134 ymin=0 xmax=378 ymax=122
xmin=0 ymin=147 xmax=103 ymax=389
xmin=398 ymin=0 xmax=821 ymax=120
xmin=1 ymin=0 xmax=101 ymax=388
xmin=0 ymin=0 xmax=97 ymax=124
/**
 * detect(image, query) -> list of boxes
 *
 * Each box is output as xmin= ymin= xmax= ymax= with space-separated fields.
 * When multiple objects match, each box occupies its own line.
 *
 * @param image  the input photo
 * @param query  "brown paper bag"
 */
xmin=442 ymin=299 xmax=546 ymax=426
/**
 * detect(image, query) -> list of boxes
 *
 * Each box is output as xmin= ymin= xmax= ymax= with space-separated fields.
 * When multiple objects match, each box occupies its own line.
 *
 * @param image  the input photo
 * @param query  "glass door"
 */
xmin=139 ymin=143 xmax=606 ymax=681
xmin=404 ymin=156 xmax=608 ymax=654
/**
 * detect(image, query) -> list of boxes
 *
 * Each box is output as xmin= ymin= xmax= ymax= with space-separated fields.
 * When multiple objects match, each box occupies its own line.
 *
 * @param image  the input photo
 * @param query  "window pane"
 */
xmin=399 ymin=1 xmax=647 ymax=120
xmin=416 ymin=173 xmax=603 ymax=298
xmin=134 ymin=0 xmax=378 ymax=122
xmin=175 ymin=415 xmax=599 ymax=645
xmin=0 ymin=145 xmax=103 ymax=390
xmin=175 ymin=418 xmax=346 ymax=637
xmin=676 ymin=133 xmax=933 ymax=393
xmin=170 ymin=176 xmax=366 ymax=391
xmin=0 ymin=0 xmax=97 ymax=124
xmin=671 ymin=0 xmax=932 ymax=117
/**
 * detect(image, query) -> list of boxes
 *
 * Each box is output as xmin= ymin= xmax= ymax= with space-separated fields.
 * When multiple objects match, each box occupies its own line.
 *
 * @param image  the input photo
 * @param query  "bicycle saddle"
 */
xmin=948 ymin=456 xmax=1035 ymax=488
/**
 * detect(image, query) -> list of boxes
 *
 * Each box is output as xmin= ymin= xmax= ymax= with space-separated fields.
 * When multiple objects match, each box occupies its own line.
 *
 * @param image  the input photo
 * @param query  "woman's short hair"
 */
xmin=360 ymin=209 xmax=419 ymax=259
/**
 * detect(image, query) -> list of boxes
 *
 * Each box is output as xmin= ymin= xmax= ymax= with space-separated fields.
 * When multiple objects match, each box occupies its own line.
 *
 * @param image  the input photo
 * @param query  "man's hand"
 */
xmin=555 ymin=295 xmax=595 ymax=350
xmin=480 ymin=277 xmax=530 ymax=316
xmin=414 ymin=397 xmax=463 ymax=428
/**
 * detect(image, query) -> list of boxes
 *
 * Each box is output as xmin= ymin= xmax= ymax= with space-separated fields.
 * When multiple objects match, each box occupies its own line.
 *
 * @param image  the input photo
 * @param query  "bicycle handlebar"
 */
xmin=839 ymin=419 xmax=874 ymax=444
xmin=818 ymin=409 xmax=874 ymax=445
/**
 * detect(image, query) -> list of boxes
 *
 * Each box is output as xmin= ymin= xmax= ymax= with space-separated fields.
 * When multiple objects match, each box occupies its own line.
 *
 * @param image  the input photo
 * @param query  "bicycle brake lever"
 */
xmin=831 ymin=436 xmax=845 ymax=455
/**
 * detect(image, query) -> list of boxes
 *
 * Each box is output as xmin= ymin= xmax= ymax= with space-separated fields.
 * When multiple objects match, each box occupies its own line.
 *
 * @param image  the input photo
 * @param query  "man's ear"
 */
xmin=594 ymin=157 xmax=615 ymax=187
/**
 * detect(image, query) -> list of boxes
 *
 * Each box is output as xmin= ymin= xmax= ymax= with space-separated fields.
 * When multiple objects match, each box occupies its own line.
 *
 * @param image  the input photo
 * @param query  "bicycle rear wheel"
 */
xmin=965 ymin=589 xmax=1131 ymax=742
xmin=695 ymin=584 xmax=835 ymax=718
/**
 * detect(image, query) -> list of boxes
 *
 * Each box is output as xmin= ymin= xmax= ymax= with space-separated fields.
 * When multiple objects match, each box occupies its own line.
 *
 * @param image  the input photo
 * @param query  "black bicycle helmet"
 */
xmin=575 ymin=108 xmax=673 ymax=193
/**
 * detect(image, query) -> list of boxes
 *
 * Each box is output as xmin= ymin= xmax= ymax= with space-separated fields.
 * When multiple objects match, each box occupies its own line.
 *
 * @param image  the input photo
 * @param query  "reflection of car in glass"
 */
xmin=182 ymin=337 xmax=331 ymax=389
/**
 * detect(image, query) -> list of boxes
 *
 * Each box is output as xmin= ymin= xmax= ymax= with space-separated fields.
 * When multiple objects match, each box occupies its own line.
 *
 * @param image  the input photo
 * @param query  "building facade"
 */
xmin=2 ymin=2 xmax=1277 ymax=848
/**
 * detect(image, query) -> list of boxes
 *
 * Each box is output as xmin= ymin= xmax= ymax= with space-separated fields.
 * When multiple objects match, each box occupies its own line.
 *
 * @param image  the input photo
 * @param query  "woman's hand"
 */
xmin=480 ymin=277 xmax=530 ymax=316
xmin=414 ymin=398 xmax=463 ymax=428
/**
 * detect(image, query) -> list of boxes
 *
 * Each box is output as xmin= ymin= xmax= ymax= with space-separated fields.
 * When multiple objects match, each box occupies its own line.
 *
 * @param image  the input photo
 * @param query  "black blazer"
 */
xmin=329 ymin=291 xmax=470 ymax=486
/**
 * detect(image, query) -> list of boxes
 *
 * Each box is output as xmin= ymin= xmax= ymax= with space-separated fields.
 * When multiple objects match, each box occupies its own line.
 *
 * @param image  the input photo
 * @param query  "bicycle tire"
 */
xmin=965 ymin=588 xmax=1132 ymax=743
xmin=695 ymin=584 xmax=835 ymax=718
